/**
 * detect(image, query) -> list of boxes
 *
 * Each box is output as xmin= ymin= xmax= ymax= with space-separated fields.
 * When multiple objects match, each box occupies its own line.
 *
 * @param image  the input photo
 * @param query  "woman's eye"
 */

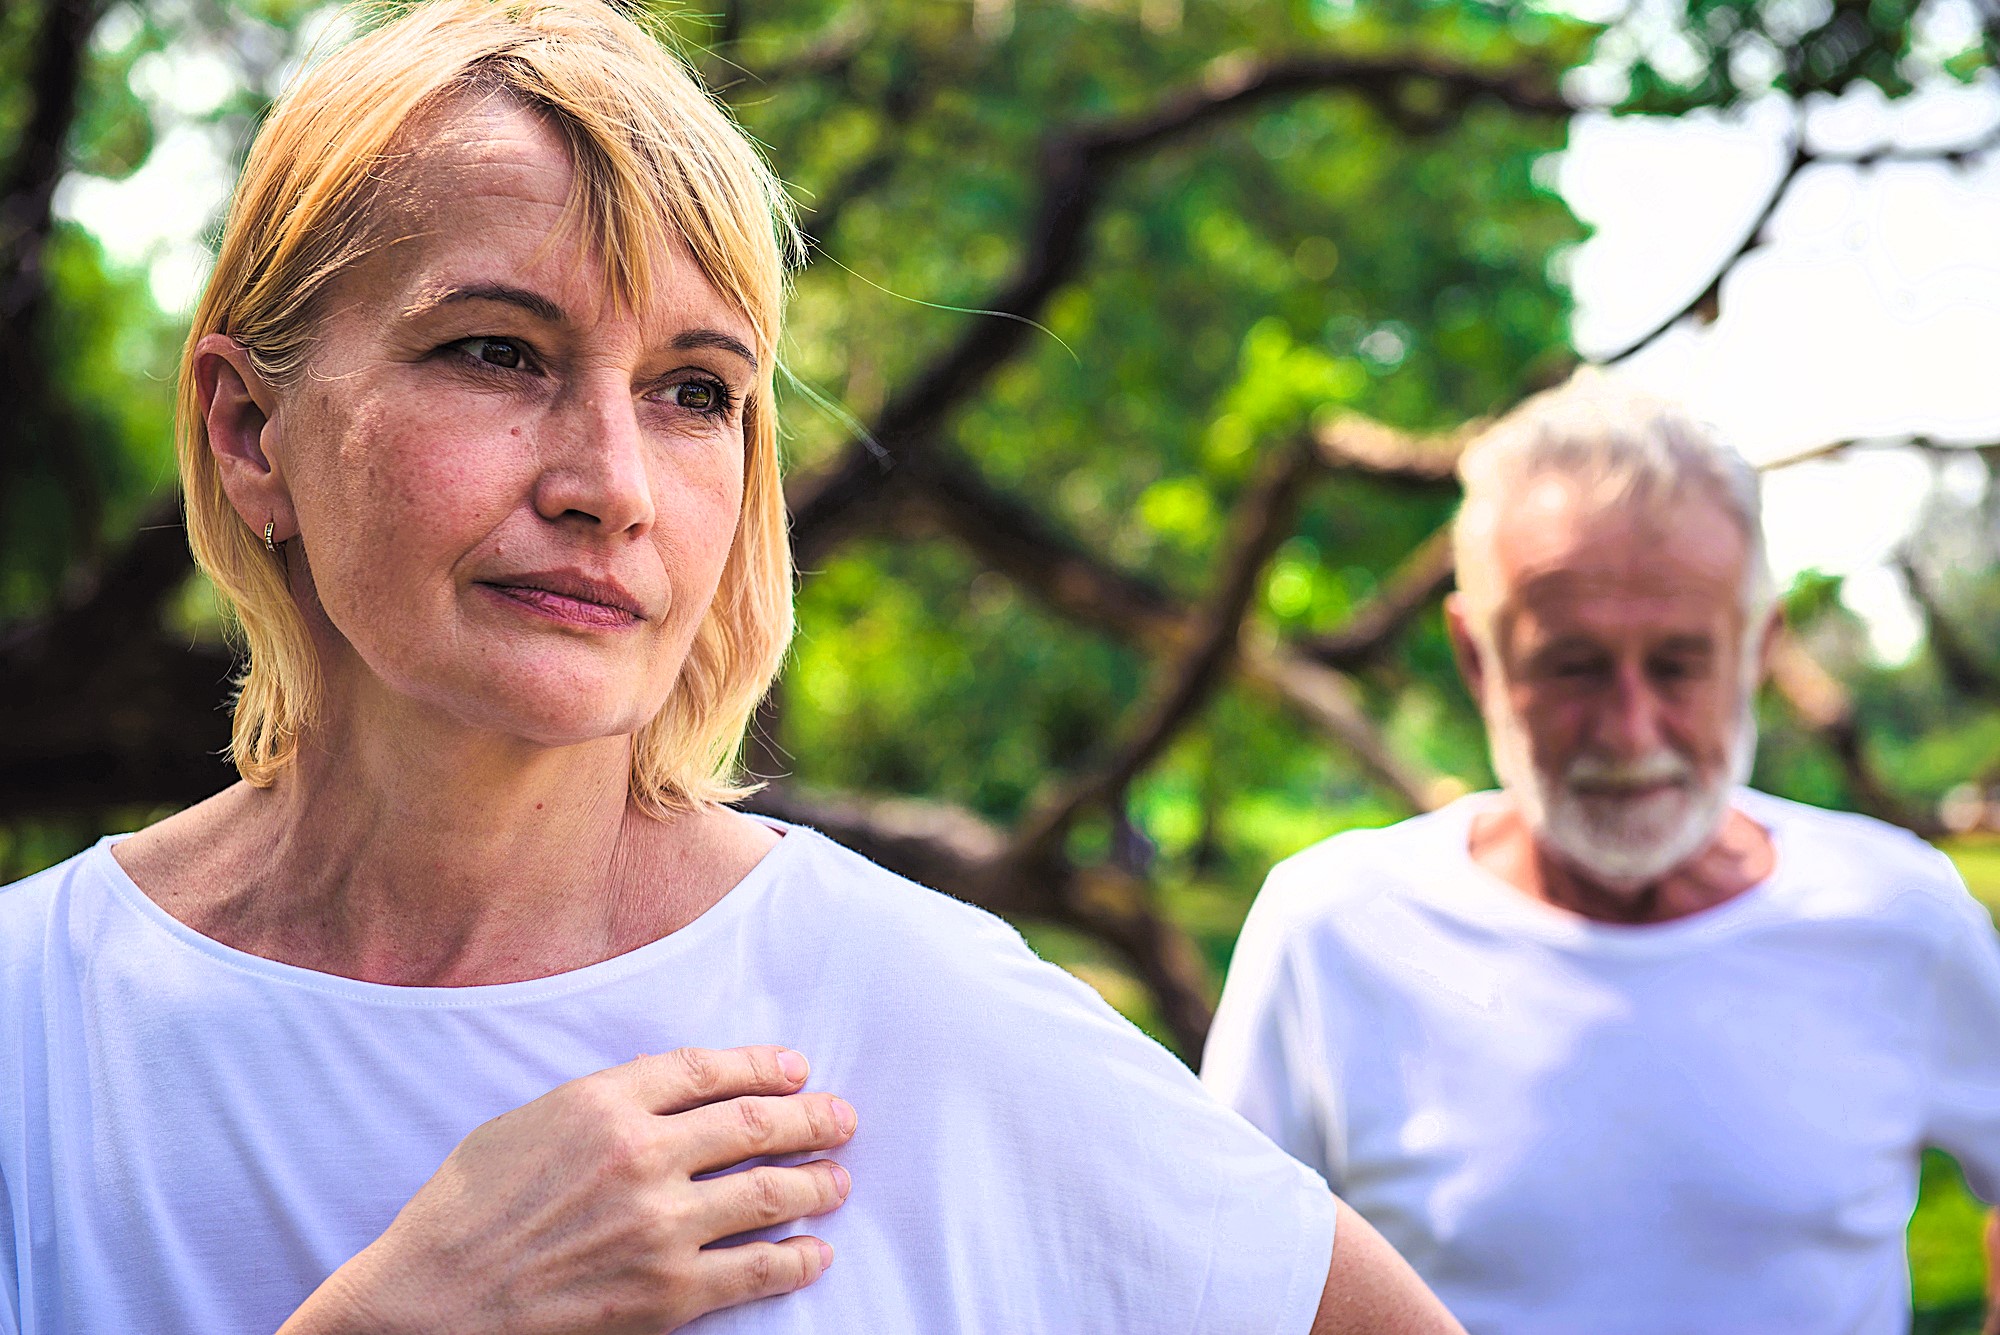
xmin=669 ymin=378 xmax=731 ymax=415
xmin=461 ymin=337 xmax=525 ymax=370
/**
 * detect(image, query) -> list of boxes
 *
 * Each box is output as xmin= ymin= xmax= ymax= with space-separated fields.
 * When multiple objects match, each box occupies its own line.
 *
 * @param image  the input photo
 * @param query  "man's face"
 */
xmin=1456 ymin=475 xmax=1768 ymax=887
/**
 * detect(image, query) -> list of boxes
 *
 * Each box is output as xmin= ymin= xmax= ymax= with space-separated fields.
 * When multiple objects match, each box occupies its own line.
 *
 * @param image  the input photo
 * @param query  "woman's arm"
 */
xmin=277 ymin=1046 xmax=855 ymax=1335
xmin=1312 ymin=1199 xmax=1465 ymax=1335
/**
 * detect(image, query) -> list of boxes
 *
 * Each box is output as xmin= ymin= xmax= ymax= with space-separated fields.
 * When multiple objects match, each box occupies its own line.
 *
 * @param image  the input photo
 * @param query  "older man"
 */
xmin=1203 ymin=374 xmax=2000 ymax=1334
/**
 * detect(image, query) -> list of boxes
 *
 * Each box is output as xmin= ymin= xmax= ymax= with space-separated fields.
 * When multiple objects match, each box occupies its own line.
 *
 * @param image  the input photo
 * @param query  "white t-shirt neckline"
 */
xmin=1407 ymin=788 xmax=1790 ymax=956
xmin=85 ymin=821 xmax=811 ymax=1008
xmin=8 ymin=820 xmax=1340 ymax=1335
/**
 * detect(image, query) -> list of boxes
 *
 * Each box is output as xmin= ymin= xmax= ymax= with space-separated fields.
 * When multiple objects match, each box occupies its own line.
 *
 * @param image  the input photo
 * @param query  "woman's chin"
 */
xmin=384 ymin=661 xmax=668 ymax=753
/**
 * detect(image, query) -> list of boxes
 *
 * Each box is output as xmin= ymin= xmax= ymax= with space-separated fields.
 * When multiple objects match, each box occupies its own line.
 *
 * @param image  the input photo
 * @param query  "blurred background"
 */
xmin=2 ymin=0 xmax=1997 ymax=1323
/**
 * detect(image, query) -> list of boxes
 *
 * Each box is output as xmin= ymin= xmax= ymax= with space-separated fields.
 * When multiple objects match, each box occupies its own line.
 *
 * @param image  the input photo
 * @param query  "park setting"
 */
xmin=2 ymin=0 xmax=1998 ymax=1328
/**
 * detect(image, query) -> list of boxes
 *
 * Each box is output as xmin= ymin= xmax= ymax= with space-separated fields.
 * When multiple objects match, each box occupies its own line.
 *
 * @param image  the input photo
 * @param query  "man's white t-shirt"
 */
xmin=0 ymin=824 xmax=1336 ymax=1335
xmin=1203 ymin=789 xmax=2000 ymax=1335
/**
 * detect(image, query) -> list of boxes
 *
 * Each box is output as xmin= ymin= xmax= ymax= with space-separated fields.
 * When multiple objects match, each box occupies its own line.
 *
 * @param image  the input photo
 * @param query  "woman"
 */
xmin=0 ymin=3 xmax=1459 ymax=1332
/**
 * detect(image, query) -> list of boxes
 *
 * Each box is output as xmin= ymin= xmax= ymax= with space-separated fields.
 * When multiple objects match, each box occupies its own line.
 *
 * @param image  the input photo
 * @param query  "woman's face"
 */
xmin=245 ymin=98 xmax=758 ymax=749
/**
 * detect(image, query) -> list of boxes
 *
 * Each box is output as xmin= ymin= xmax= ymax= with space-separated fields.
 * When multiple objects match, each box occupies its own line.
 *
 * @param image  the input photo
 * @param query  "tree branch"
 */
xmin=788 ymin=48 xmax=1569 ymax=565
xmin=909 ymin=451 xmax=1184 ymax=646
xmin=1084 ymin=49 xmax=1570 ymax=157
xmin=1764 ymin=633 xmax=1945 ymax=837
xmin=1238 ymin=641 xmax=1455 ymax=812
xmin=1014 ymin=439 xmax=1320 ymax=860
xmin=1899 ymin=554 xmax=2000 ymax=701
xmin=1297 ymin=523 xmax=1457 ymax=671
xmin=0 ymin=0 xmax=101 ymax=306
xmin=895 ymin=423 xmax=1459 ymax=809
xmin=1602 ymin=115 xmax=2000 ymax=366
xmin=1312 ymin=412 xmax=1472 ymax=484
xmin=0 ymin=0 xmax=109 ymax=554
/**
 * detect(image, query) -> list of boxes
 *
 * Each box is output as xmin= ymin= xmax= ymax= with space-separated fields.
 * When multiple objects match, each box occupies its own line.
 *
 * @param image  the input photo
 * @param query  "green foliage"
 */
xmin=730 ymin=0 xmax=1582 ymax=849
xmin=2 ymin=0 xmax=1997 ymax=1318
xmin=1911 ymin=1150 xmax=1990 ymax=1331
xmin=0 ymin=222 xmax=182 ymax=619
xmin=1615 ymin=0 xmax=1992 ymax=113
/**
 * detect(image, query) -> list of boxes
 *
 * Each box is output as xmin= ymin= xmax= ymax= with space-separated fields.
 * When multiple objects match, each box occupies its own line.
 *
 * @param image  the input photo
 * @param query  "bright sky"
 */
xmin=1558 ymin=74 xmax=2000 ymax=659
xmin=52 ymin=6 xmax=2000 ymax=659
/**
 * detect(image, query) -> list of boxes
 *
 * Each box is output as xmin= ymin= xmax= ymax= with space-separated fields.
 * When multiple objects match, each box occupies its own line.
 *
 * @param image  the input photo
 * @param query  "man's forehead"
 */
xmin=1491 ymin=476 xmax=1749 ymax=604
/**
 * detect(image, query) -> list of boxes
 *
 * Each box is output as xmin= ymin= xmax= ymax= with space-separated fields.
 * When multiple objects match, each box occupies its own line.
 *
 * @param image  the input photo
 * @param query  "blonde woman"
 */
xmin=0 ymin=4 xmax=1459 ymax=1333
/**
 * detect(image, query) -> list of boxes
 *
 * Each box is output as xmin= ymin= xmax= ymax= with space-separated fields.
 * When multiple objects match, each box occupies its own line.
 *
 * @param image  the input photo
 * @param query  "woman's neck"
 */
xmin=114 ymin=697 xmax=777 ymax=985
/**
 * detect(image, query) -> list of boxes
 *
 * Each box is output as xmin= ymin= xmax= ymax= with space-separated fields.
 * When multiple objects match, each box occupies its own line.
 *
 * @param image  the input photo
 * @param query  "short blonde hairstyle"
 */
xmin=177 ymin=0 xmax=800 ymax=811
xmin=1452 ymin=368 xmax=1774 ymax=635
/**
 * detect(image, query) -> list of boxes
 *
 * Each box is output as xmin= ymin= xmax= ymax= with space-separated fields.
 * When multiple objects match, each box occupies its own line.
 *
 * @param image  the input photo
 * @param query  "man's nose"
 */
xmin=1595 ymin=659 xmax=1667 ymax=758
xmin=534 ymin=385 xmax=656 ymax=537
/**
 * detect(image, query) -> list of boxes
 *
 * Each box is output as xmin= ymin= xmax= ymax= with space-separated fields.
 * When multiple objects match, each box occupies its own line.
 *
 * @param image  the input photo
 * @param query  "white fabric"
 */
xmin=1203 ymin=788 xmax=2000 ymax=1335
xmin=0 ymin=824 xmax=1335 ymax=1335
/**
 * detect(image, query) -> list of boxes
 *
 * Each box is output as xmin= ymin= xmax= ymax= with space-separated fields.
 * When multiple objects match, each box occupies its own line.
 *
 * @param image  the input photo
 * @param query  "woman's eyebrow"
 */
xmin=403 ymin=284 xmax=756 ymax=370
xmin=670 ymin=329 xmax=757 ymax=371
xmin=406 ymin=282 xmax=567 ymax=324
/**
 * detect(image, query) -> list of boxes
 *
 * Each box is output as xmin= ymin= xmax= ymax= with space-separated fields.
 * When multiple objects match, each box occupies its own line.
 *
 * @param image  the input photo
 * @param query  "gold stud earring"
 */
xmin=264 ymin=520 xmax=278 ymax=554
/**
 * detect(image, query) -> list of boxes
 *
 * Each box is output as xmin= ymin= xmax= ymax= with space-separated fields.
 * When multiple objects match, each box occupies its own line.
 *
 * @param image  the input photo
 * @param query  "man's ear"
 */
xmin=1444 ymin=592 xmax=1489 ymax=703
xmin=194 ymin=333 xmax=296 ymax=544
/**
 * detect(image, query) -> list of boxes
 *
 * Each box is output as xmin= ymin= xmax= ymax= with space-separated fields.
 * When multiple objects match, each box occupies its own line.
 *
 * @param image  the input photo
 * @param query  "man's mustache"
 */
xmin=1562 ymin=750 xmax=1693 ymax=793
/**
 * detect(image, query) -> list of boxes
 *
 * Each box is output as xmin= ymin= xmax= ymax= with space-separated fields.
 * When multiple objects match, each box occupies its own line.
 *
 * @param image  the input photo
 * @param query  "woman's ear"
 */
xmin=194 ymin=333 xmax=296 ymax=543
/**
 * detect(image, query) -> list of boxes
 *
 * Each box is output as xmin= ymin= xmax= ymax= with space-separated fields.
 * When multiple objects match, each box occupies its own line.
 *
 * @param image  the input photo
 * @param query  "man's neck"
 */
xmin=1467 ymin=796 xmax=1776 ymax=926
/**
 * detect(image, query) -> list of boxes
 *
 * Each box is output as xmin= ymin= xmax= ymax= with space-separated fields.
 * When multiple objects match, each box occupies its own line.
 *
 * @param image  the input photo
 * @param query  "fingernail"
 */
xmin=777 ymin=1049 xmax=809 ymax=1084
xmin=830 ymin=1096 xmax=856 ymax=1134
xmin=816 ymin=1239 xmax=835 ymax=1271
xmin=830 ymin=1162 xmax=851 ymax=1198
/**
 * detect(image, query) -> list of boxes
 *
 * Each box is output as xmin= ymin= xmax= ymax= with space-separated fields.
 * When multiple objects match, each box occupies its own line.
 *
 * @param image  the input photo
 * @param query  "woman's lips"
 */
xmin=479 ymin=582 xmax=642 ymax=630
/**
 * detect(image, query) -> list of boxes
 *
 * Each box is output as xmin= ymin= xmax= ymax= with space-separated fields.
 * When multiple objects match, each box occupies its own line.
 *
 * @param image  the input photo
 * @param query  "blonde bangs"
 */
xmin=178 ymin=0 xmax=799 ymax=812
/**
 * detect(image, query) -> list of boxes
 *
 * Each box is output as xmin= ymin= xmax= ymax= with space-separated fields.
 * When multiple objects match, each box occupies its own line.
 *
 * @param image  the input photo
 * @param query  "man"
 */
xmin=1203 ymin=373 xmax=2000 ymax=1334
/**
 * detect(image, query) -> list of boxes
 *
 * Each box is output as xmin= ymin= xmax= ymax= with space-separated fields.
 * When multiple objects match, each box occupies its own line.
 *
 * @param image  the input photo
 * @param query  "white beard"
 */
xmin=1486 ymin=692 xmax=1758 ymax=892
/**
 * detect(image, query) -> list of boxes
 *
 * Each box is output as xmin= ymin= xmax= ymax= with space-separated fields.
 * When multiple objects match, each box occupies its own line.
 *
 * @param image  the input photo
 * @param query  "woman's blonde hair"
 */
xmin=177 ymin=0 xmax=799 ymax=811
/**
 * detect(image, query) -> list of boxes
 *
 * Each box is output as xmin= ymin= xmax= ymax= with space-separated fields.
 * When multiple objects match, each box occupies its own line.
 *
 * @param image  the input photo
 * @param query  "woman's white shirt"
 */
xmin=0 ymin=824 xmax=1334 ymax=1334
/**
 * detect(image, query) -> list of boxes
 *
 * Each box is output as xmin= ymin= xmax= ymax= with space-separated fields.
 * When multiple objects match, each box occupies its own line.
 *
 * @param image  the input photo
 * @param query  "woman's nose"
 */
xmin=533 ymin=388 xmax=656 ymax=536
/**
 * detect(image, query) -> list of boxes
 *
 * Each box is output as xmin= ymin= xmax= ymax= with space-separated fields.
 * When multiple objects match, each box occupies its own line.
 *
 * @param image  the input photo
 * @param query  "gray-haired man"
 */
xmin=1204 ymin=373 xmax=2000 ymax=1333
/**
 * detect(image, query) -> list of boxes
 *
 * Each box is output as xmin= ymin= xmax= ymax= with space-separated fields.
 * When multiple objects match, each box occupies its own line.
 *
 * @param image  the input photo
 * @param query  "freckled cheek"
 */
xmin=652 ymin=463 xmax=744 ymax=610
xmin=308 ymin=420 xmax=523 ymax=616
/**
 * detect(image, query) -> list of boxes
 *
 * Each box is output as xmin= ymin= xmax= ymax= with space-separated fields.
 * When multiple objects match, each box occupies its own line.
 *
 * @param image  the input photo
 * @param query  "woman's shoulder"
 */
xmin=761 ymin=824 xmax=1144 ymax=1044
xmin=762 ymin=824 xmax=1337 ymax=1334
xmin=0 ymin=837 xmax=128 ymax=988
xmin=768 ymin=823 xmax=1051 ymax=977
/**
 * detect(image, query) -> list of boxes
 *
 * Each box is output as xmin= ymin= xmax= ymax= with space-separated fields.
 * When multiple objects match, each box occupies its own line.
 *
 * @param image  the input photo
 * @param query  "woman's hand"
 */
xmin=278 ymin=1045 xmax=856 ymax=1335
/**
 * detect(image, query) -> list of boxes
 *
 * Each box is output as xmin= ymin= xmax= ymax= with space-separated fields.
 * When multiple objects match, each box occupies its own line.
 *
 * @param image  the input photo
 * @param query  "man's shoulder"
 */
xmin=1255 ymin=803 xmax=1468 ymax=929
xmin=1744 ymin=789 xmax=1973 ymax=926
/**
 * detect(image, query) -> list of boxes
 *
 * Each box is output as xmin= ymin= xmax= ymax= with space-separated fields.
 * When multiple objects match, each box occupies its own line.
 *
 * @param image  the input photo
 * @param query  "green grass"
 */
xmin=1947 ymin=837 xmax=2000 ymax=916
xmin=1913 ymin=1150 xmax=1989 ymax=1330
xmin=1910 ymin=840 xmax=1999 ymax=1331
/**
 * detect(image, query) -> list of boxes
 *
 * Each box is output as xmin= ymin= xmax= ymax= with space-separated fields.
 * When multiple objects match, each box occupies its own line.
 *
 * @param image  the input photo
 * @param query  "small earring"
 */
xmin=263 ymin=520 xmax=278 ymax=554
